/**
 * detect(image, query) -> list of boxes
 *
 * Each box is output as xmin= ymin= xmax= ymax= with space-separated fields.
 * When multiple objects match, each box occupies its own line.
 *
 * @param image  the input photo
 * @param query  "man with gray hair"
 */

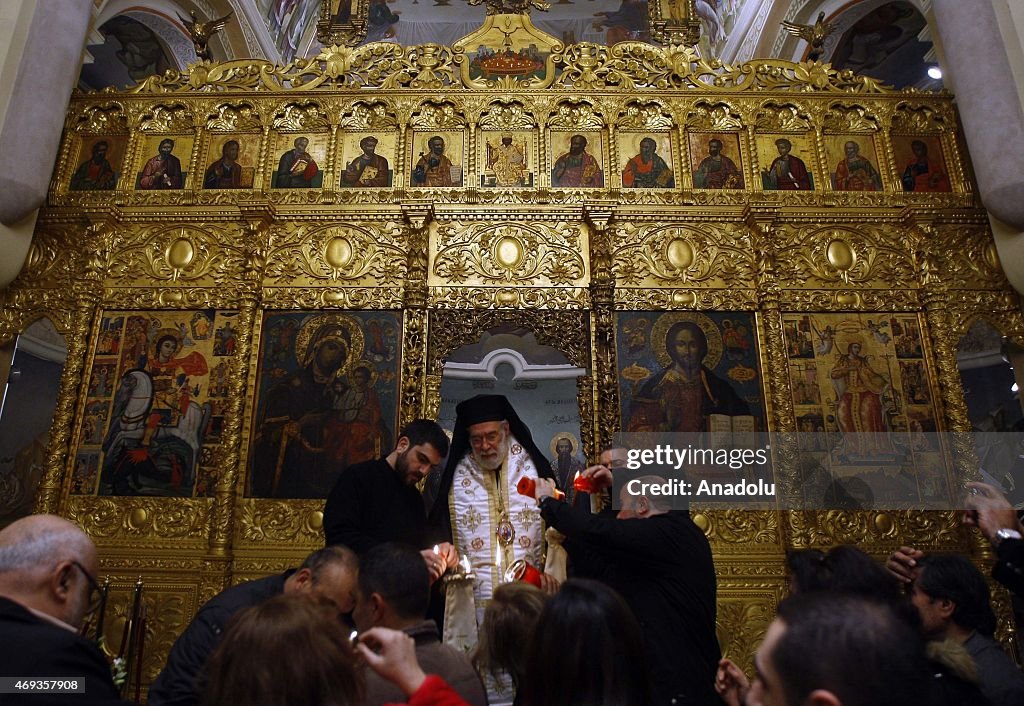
xmin=0 ymin=514 xmax=128 ymax=704
xmin=149 ymin=545 xmax=358 ymax=706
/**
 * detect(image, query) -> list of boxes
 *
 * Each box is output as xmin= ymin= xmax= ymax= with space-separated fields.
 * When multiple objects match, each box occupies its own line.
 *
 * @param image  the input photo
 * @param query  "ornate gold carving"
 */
xmin=72 ymin=104 xmax=128 ymax=133
xmin=774 ymin=225 xmax=917 ymax=290
xmin=263 ymin=223 xmax=407 ymax=285
xmin=823 ymin=105 xmax=880 ymax=133
xmin=237 ymin=500 xmax=324 ymax=543
xmin=105 ymin=225 xmax=249 ymax=287
xmin=548 ymin=100 xmax=604 ymax=130
xmin=891 ymin=103 xmax=947 ymax=133
xmin=66 ymin=497 xmax=211 ymax=541
xmin=433 ymin=221 xmax=586 ymax=286
xmin=613 ymin=223 xmax=755 ymax=288
xmin=617 ymin=100 xmax=673 ymax=129
xmin=429 ymin=309 xmax=589 ymax=369
xmin=411 ymin=100 xmax=464 ymax=130
xmin=755 ymin=102 xmax=812 ymax=131
xmin=428 ymin=286 xmax=590 ymax=309
xmin=614 ymin=288 xmax=759 ymax=310
xmin=467 ymin=0 xmax=551 ymax=14
xmin=138 ymin=104 xmax=193 ymax=132
xmin=271 ymin=102 xmax=329 ymax=130
xmin=688 ymin=102 xmax=743 ymax=131
xmin=205 ymin=103 xmax=262 ymax=131
xmin=479 ymin=100 xmax=537 ymax=130
xmin=341 ymin=100 xmax=399 ymax=129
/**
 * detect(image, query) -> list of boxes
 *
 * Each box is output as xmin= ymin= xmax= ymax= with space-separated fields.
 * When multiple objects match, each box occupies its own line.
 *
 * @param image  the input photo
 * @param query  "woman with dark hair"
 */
xmin=204 ymin=594 xmax=473 ymax=706
xmin=518 ymin=579 xmax=654 ymax=706
xmin=473 ymin=582 xmax=549 ymax=705
xmin=787 ymin=545 xmax=902 ymax=602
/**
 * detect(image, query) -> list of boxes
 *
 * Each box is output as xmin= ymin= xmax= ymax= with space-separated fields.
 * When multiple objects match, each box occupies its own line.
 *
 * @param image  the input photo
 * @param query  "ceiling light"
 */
xmin=927 ymin=66 xmax=943 ymax=80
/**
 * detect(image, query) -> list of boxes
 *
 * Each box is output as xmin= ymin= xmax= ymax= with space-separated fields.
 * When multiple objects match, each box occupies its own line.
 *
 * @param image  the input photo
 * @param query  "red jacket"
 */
xmin=385 ymin=676 xmax=471 ymax=706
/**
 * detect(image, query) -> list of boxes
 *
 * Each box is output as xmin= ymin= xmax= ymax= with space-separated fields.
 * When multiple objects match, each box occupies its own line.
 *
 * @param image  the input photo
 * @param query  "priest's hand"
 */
xmin=534 ymin=478 xmax=560 ymax=502
xmin=420 ymin=548 xmax=447 ymax=583
xmin=435 ymin=541 xmax=459 ymax=570
xmin=715 ymin=657 xmax=750 ymax=706
xmin=964 ymin=481 xmax=1023 ymax=544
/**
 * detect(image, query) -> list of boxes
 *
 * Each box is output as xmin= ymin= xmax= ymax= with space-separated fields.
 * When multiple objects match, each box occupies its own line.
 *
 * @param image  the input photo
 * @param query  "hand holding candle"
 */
xmin=578 ymin=464 xmax=614 ymax=491
xmin=517 ymin=476 xmax=564 ymax=502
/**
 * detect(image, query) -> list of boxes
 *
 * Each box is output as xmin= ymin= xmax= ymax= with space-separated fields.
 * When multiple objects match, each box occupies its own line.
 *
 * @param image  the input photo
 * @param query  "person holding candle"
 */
xmin=324 ymin=419 xmax=458 ymax=582
xmin=532 ymin=473 xmax=720 ymax=706
xmin=0 ymin=515 xmax=131 ymax=706
xmin=424 ymin=395 xmax=560 ymax=654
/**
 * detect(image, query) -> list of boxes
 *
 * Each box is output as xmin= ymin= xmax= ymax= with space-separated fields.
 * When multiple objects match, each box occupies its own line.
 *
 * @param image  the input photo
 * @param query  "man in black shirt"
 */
xmin=535 ymin=472 xmax=721 ymax=706
xmin=324 ymin=419 xmax=456 ymax=580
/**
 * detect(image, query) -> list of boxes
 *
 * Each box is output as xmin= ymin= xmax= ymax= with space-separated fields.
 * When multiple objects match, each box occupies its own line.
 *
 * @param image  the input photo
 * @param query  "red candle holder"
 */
xmin=516 ymin=476 xmax=564 ymax=501
xmin=504 ymin=559 xmax=543 ymax=587
xmin=573 ymin=472 xmax=599 ymax=494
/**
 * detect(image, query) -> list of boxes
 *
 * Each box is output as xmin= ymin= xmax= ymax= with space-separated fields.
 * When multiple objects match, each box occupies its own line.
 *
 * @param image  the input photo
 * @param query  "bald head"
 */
xmin=0 ymin=515 xmax=99 ymax=628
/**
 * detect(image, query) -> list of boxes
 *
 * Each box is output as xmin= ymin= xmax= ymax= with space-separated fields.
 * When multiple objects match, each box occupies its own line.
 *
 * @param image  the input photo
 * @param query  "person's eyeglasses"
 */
xmin=71 ymin=561 xmax=104 ymax=615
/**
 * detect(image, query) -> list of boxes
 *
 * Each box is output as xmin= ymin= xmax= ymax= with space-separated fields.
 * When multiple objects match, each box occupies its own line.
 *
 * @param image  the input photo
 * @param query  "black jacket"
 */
xmin=993 ymin=538 xmax=1024 ymax=595
xmin=540 ymin=500 xmax=722 ymax=706
xmin=0 ymin=596 xmax=130 ymax=706
xmin=147 ymin=572 xmax=289 ymax=706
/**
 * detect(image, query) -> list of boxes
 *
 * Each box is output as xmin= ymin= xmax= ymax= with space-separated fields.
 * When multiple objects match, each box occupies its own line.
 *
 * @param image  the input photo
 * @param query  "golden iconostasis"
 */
xmin=3 ymin=16 xmax=1023 ymax=686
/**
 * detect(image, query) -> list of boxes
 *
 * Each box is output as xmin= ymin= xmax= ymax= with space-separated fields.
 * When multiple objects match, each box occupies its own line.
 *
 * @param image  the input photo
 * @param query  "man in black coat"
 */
xmin=323 ymin=419 xmax=456 ymax=581
xmin=0 ymin=514 xmax=130 ymax=706
xmin=148 ymin=546 xmax=358 ymax=706
xmin=535 ymin=471 xmax=721 ymax=706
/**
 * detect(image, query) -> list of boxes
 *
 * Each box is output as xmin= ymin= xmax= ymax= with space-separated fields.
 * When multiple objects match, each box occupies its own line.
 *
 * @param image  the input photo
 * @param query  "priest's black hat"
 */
xmin=454 ymin=394 xmax=514 ymax=426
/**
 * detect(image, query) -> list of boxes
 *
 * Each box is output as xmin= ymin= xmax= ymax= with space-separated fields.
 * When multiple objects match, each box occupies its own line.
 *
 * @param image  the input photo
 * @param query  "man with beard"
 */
xmin=693 ymin=137 xmax=743 ymax=189
xmin=274 ymin=136 xmax=319 ymax=188
xmin=425 ymin=395 xmax=560 ymax=643
xmin=628 ymin=321 xmax=749 ymax=432
xmin=342 ymin=135 xmax=391 ymax=187
xmin=411 ymin=135 xmax=457 ymax=187
xmin=324 ymin=419 xmax=457 ymax=582
xmin=622 ymin=136 xmax=674 ymax=188
xmin=552 ymin=134 xmax=604 ymax=187
xmin=550 ymin=434 xmax=586 ymax=506
xmin=832 ymin=140 xmax=882 ymax=191
xmin=71 ymin=140 xmax=117 ymax=190
xmin=139 ymin=138 xmax=183 ymax=189
xmin=203 ymin=139 xmax=243 ymax=189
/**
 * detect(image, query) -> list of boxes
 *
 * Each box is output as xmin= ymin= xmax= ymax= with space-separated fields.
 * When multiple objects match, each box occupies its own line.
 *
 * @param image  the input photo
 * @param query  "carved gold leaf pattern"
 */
xmin=688 ymin=102 xmax=743 ymax=130
xmin=72 ymin=104 xmax=128 ymax=133
xmin=613 ymin=223 xmax=755 ymax=287
xmin=138 ymin=104 xmax=193 ymax=132
xmin=616 ymin=100 xmax=674 ymax=129
xmin=205 ymin=103 xmax=262 ymax=131
xmin=823 ymin=105 xmax=880 ymax=133
xmin=754 ymin=102 xmax=812 ymax=131
xmin=105 ymin=225 xmax=249 ymax=287
xmin=66 ymin=498 xmax=210 ymax=541
xmin=774 ymin=225 xmax=916 ymax=289
xmin=891 ymin=103 xmax=947 ymax=133
xmin=271 ymin=102 xmax=329 ymax=130
xmin=340 ymin=100 xmax=399 ymax=128
xmin=410 ymin=101 xmax=465 ymax=129
xmin=479 ymin=100 xmax=537 ymax=130
xmin=429 ymin=309 xmax=589 ymax=369
xmin=433 ymin=221 xmax=586 ymax=286
xmin=548 ymin=100 xmax=604 ymax=130
xmin=263 ymin=223 xmax=407 ymax=285
xmin=238 ymin=500 xmax=324 ymax=543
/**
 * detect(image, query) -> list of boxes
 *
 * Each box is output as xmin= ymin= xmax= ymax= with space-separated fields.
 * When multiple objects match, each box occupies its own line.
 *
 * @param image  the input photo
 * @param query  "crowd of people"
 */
xmin=1 ymin=394 xmax=1023 ymax=705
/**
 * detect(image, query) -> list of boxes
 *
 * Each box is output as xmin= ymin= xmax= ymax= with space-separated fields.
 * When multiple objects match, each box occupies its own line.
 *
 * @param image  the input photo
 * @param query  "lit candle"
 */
xmin=460 ymin=554 xmax=472 ymax=574
xmin=433 ymin=544 xmax=440 ymax=555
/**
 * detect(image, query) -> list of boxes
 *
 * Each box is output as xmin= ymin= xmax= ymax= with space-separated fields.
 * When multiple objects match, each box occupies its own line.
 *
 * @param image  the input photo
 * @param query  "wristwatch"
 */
xmin=994 ymin=528 xmax=1022 ymax=548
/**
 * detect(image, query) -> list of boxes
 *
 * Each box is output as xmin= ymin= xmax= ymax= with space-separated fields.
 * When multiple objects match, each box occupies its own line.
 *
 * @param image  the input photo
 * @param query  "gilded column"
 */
xmin=199 ymin=215 xmax=268 ymax=598
xmin=400 ymin=202 xmax=433 ymax=425
xmin=584 ymin=203 xmax=617 ymax=452
xmin=35 ymin=219 xmax=110 ymax=514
